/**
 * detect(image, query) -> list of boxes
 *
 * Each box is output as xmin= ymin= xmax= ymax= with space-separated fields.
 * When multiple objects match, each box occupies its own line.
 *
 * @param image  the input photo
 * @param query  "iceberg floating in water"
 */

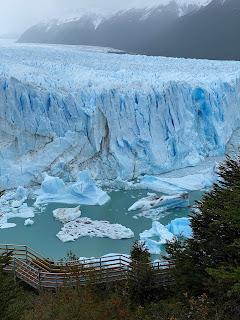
xmin=140 ymin=221 xmax=175 ymax=254
xmin=137 ymin=170 xmax=216 ymax=195
xmin=0 ymin=187 xmax=35 ymax=229
xmin=35 ymin=171 xmax=110 ymax=206
xmin=128 ymin=193 xmax=189 ymax=213
xmin=1 ymin=42 xmax=240 ymax=189
xmin=68 ymin=171 xmax=110 ymax=206
xmin=166 ymin=217 xmax=192 ymax=239
xmin=140 ymin=217 xmax=193 ymax=254
xmin=0 ymin=213 xmax=16 ymax=229
xmin=57 ymin=217 xmax=134 ymax=242
xmin=24 ymin=218 xmax=34 ymax=226
xmin=53 ymin=206 xmax=81 ymax=224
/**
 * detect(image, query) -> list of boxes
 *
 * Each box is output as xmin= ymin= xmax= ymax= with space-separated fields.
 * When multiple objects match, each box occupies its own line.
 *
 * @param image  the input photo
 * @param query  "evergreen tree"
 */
xmin=0 ymin=255 xmax=31 ymax=320
xmin=167 ymin=156 xmax=240 ymax=318
xmin=127 ymin=241 xmax=155 ymax=306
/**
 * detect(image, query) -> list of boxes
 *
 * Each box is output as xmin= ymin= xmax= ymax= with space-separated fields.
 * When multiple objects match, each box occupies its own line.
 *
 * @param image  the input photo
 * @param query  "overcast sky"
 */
xmin=0 ymin=0 xmax=207 ymax=35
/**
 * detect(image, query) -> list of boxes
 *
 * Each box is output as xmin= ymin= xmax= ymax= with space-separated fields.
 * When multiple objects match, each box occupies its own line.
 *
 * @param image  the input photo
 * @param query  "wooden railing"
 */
xmin=0 ymin=244 xmax=174 ymax=290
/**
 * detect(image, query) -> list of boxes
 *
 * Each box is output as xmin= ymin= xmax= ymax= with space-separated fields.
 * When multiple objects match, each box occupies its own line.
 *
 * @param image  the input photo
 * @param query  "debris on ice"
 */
xmin=53 ymin=206 xmax=81 ymax=224
xmin=57 ymin=217 xmax=134 ymax=242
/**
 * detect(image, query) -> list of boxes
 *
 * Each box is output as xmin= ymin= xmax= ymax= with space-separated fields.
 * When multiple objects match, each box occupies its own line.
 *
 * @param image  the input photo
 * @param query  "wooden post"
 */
xmin=38 ymin=272 xmax=42 ymax=291
xmin=13 ymin=258 xmax=16 ymax=283
xmin=25 ymin=246 xmax=28 ymax=261
xmin=100 ymin=257 xmax=102 ymax=281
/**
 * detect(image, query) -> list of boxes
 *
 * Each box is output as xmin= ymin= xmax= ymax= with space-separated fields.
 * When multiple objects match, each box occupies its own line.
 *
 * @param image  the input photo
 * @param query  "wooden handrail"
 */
xmin=0 ymin=243 xmax=174 ymax=291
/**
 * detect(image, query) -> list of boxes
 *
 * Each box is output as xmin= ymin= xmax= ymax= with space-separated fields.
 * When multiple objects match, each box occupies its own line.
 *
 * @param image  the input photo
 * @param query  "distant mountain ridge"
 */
xmin=18 ymin=0 xmax=240 ymax=60
xmin=144 ymin=0 xmax=240 ymax=60
xmin=18 ymin=1 xmax=199 ymax=53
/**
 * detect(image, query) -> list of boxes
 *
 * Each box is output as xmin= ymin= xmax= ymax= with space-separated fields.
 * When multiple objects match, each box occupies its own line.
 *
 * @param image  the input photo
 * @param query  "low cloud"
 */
xmin=0 ymin=0 xmax=207 ymax=36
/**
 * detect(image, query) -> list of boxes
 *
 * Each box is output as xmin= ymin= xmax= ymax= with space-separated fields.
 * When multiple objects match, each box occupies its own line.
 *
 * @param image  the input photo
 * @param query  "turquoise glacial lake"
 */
xmin=0 ymin=190 xmax=202 ymax=260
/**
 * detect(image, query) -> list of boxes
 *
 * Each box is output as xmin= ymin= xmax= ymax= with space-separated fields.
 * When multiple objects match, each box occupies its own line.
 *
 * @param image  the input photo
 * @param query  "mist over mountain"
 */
xmin=18 ymin=0 xmax=240 ymax=60
xmin=18 ymin=1 xmax=191 ymax=52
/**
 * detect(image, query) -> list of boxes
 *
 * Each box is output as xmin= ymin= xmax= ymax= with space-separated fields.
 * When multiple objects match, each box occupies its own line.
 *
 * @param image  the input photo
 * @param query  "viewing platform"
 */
xmin=0 ymin=244 xmax=174 ymax=291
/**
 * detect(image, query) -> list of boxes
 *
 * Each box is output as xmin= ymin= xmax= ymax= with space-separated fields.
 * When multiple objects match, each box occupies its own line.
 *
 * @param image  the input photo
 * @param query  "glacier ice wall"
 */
xmin=1 ymin=42 xmax=240 ymax=189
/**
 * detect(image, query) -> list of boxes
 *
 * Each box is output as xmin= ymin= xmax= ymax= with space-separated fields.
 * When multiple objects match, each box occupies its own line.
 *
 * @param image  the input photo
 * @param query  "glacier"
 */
xmin=1 ymin=41 xmax=240 ymax=190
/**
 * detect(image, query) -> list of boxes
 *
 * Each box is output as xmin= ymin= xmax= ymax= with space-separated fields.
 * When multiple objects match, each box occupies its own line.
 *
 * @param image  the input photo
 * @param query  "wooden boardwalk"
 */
xmin=0 ymin=244 xmax=174 ymax=291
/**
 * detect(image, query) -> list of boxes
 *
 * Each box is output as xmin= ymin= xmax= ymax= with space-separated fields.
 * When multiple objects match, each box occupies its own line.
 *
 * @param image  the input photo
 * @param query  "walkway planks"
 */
xmin=0 ymin=244 xmax=174 ymax=291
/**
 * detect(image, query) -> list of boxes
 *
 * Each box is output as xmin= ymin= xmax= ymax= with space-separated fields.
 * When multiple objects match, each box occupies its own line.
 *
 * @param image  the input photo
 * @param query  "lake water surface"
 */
xmin=0 ymin=190 xmax=202 ymax=260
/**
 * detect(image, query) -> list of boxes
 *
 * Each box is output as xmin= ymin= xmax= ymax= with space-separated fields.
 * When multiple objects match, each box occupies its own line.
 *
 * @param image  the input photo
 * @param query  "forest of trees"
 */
xmin=0 ymin=157 xmax=240 ymax=320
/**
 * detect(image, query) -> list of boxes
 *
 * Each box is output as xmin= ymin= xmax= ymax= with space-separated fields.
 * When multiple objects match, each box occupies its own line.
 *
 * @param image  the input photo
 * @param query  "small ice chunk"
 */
xmin=0 ymin=222 xmax=16 ymax=229
xmin=0 ymin=186 xmax=33 ymax=229
xmin=0 ymin=212 xmax=16 ymax=229
xmin=166 ymin=217 xmax=192 ymax=238
xmin=15 ymin=204 xmax=35 ymax=219
xmin=3 ymin=186 xmax=29 ymax=208
xmin=24 ymin=218 xmax=34 ymax=226
xmin=57 ymin=217 xmax=134 ymax=242
xmin=53 ymin=206 xmax=81 ymax=224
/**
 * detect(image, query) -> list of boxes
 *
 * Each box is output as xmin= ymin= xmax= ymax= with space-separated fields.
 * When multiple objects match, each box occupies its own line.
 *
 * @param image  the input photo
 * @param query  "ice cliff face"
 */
xmin=1 ymin=41 xmax=240 ymax=190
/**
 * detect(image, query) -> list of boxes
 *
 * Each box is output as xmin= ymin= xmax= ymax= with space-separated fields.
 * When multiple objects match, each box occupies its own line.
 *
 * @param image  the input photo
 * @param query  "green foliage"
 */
xmin=130 ymin=241 xmax=151 ymax=263
xmin=23 ymin=286 xmax=135 ymax=320
xmin=64 ymin=250 xmax=79 ymax=262
xmin=127 ymin=241 xmax=162 ymax=306
xmin=167 ymin=156 xmax=240 ymax=318
xmin=0 ymin=255 xmax=31 ymax=320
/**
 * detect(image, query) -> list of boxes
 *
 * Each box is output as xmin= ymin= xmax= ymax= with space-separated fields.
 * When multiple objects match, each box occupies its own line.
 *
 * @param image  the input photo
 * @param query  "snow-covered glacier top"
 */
xmin=1 ymin=41 xmax=240 ymax=189
xmin=0 ymin=42 xmax=240 ymax=92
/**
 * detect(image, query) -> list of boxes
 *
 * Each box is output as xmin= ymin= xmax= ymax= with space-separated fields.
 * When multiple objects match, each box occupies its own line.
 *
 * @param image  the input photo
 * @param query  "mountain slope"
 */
xmin=18 ymin=2 xmax=197 ymax=53
xmin=18 ymin=0 xmax=240 ymax=60
xmin=147 ymin=0 xmax=240 ymax=60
